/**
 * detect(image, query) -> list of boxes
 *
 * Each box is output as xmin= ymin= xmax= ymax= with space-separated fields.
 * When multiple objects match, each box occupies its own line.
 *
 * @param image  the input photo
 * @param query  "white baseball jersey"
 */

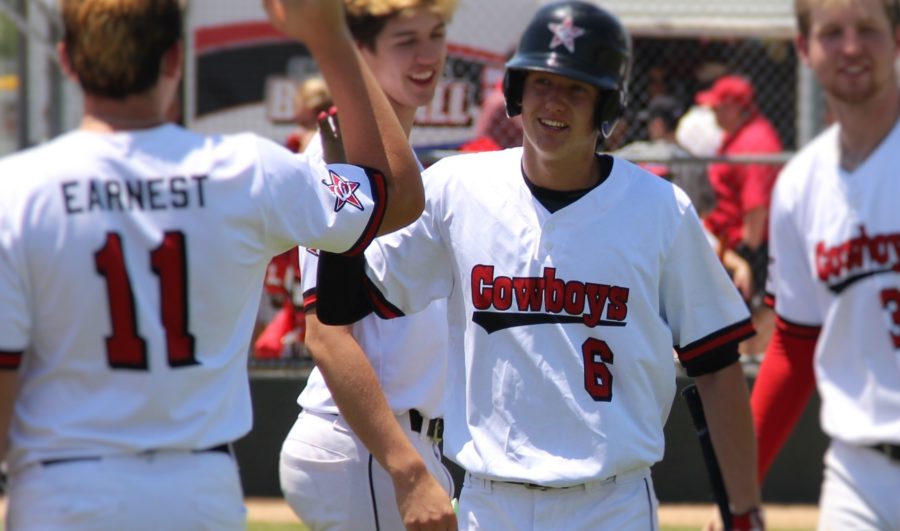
xmin=0 ymin=124 xmax=386 ymax=473
xmin=296 ymin=136 xmax=449 ymax=418
xmin=361 ymin=147 xmax=753 ymax=485
xmin=766 ymin=121 xmax=900 ymax=445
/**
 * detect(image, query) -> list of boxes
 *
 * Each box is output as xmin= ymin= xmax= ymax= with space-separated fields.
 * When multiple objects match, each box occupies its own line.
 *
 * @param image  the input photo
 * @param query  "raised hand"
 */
xmin=394 ymin=470 xmax=458 ymax=531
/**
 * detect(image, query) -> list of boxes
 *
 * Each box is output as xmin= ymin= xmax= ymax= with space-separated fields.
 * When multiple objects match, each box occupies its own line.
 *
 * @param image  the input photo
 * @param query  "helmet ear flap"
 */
xmin=597 ymin=89 xmax=626 ymax=138
xmin=502 ymin=70 xmax=525 ymax=118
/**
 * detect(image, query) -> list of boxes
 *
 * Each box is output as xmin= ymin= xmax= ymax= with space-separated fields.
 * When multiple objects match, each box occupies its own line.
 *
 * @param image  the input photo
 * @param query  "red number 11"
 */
xmin=95 ymin=231 xmax=197 ymax=370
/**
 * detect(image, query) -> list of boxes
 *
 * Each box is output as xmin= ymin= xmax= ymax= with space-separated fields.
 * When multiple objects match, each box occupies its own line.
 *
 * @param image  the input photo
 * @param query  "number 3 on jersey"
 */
xmin=880 ymin=287 xmax=900 ymax=349
xmin=94 ymin=231 xmax=197 ymax=370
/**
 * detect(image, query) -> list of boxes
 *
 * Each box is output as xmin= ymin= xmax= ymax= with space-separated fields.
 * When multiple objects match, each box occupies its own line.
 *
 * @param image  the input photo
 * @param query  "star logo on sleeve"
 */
xmin=323 ymin=169 xmax=364 ymax=212
xmin=548 ymin=16 xmax=585 ymax=53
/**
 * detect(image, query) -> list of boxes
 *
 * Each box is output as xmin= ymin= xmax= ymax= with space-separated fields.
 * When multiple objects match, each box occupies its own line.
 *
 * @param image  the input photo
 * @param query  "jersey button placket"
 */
xmin=542 ymin=221 xmax=554 ymax=252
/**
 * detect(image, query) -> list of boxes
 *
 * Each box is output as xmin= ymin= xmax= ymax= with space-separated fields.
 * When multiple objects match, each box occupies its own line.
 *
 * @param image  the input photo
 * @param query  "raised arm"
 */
xmin=263 ymin=0 xmax=424 ymax=234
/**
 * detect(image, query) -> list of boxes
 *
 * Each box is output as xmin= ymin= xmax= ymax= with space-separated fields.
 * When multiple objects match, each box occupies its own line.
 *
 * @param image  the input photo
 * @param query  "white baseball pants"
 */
xmin=279 ymin=409 xmax=454 ymax=530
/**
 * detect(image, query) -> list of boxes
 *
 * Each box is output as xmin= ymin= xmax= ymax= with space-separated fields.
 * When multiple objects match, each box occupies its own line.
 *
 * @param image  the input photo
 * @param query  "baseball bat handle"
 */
xmin=681 ymin=383 xmax=733 ymax=530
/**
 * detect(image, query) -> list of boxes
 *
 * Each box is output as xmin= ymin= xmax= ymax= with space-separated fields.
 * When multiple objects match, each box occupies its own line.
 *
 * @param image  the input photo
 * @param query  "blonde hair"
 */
xmin=295 ymin=76 xmax=333 ymax=117
xmin=344 ymin=0 xmax=458 ymax=18
xmin=61 ymin=0 xmax=181 ymax=98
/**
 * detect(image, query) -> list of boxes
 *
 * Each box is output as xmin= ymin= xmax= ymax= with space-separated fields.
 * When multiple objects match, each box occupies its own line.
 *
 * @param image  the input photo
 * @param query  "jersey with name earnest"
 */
xmin=363 ymin=147 xmax=752 ymax=485
xmin=766 ymin=122 xmax=900 ymax=446
xmin=296 ymin=136 xmax=448 ymax=419
xmin=0 ymin=124 xmax=384 ymax=472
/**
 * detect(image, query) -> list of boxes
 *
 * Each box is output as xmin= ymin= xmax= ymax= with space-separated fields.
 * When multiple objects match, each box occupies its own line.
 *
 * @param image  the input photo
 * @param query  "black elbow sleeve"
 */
xmin=315 ymin=251 xmax=374 ymax=325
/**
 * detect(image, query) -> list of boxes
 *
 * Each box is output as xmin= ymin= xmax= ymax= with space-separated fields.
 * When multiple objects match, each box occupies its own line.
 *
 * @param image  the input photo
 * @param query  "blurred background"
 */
xmin=0 ymin=0 xmax=827 ymax=158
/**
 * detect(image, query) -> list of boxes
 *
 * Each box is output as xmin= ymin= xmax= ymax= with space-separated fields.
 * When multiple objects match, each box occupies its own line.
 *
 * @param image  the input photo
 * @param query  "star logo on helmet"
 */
xmin=548 ymin=16 xmax=585 ymax=53
xmin=323 ymin=169 xmax=364 ymax=212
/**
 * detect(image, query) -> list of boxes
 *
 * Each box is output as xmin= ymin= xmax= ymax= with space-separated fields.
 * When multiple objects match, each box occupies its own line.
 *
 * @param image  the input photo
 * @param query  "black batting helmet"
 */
xmin=503 ymin=1 xmax=632 ymax=137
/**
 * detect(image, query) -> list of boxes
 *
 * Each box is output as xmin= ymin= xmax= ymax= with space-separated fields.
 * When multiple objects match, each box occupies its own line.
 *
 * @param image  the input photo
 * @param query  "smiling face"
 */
xmin=796 ymin=0 xmax=900 ymax=105
xmin=360 ymin=7 xmax=448 ymax=115
xmin=520 ymin=70 xmax=600 ymax=162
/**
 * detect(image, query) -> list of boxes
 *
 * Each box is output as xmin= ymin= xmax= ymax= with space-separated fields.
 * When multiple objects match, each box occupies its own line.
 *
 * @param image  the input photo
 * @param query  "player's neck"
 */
xmin=522 ymin=147 xmax=600 ymax=191
xmin=834 ymin=89 xmax=900 ymax=172
xmin=81 ymin=94 xmax=167 ymax=133
xmin=391 ymin=101 xmax=418 ymax=137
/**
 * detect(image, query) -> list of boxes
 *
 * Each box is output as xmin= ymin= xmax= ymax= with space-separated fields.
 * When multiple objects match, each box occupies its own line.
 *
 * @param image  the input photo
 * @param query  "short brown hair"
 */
xmin=344 ymin=0 xmax=458 ymax=51
xmin=61 ymin=0 xmax=182 ymax=99
xmin=795 ymin=0 xmax=900 ymax=37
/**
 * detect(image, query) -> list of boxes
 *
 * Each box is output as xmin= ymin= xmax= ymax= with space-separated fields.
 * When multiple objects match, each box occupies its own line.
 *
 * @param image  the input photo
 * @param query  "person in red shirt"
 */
xmin=698 ymin=75 xmax=782 ymax=356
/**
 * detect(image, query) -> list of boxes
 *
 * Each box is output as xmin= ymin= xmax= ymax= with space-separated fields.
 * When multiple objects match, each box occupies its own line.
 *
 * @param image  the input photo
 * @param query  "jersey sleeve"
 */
xmin=662 ymin=205 xmax=755 ymax=372
xmin=765 ymin=170 xmax=823 ymax=326
xmin=0 ymin=208 xmax=30 ymax=362
xmin=253 ymin=136 xmax=386 ymax=256
xmin=363 ymin=175 xmax=453 ymax=318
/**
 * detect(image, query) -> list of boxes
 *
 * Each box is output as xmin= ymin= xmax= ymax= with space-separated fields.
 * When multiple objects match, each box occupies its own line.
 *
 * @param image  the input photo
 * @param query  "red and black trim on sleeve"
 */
xmin=302 ymin=288 xmax=317 ymax=313
xmin=365 ymin=276 xmax=405 ymax=319
xmin=675 ymin=318 xmax=755 ymax=377
xmin=0 ymin=350 xmax=23 ymax=370
xmin=341 ymin=166 xmax=387 ymax=257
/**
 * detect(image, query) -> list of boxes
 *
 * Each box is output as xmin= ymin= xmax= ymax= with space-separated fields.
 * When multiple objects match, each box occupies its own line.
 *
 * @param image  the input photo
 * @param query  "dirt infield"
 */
xmin=243 ymin=498 xmax=819 ymax=528
xmin=0 ymin=496 xmax=819 ymax=528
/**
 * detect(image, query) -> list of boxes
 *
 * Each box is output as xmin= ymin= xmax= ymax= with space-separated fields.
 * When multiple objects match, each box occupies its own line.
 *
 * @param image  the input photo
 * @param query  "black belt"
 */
xmin=869 ymin=443 xmax=900 ymax=462
xmin=40 ymin=443 xmax=232 ymax=467
xmin=409 ymin=409 xmax=443 ymax=442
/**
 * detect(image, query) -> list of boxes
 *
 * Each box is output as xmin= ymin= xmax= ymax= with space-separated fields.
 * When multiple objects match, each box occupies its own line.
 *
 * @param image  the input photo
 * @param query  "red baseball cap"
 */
xmin=695 ymin=75 xmax=755 ymax=108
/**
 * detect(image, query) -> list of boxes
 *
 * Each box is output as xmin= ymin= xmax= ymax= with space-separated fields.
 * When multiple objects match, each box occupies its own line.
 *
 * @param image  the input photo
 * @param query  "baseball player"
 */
xmin=315 ymin=2 xmax=764 ymax=529
xmin=0 ymin=0 xmax=426 ymax=529
xmin=750 ymin=0 xmax=900 ymax=528
xmin=277 ymin=1 xmax=459 ymax=529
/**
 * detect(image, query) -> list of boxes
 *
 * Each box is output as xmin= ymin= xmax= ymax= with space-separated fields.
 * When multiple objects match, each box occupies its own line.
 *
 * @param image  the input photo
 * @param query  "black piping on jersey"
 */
xmin=472 ymin=311 xmax=626 ymax=334
xmin=643 ymin=477 xmax=659 ymax=530
xmin=368 ymin=453 xmax=382 ymax=531
xmin=521 ymin=154 xmax=613 ymax=213
xmin=828 ymin=267 xmax=897 ymax=295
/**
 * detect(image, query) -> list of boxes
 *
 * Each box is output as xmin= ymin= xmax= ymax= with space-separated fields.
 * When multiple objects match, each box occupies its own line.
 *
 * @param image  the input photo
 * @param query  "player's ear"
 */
xmin=161 ymin=39 xmax=184 ymax=79
xmin=794 ymin=32 xmax=811 ymax=66
xmin=57 ymin=41 xmax=77 ymax=82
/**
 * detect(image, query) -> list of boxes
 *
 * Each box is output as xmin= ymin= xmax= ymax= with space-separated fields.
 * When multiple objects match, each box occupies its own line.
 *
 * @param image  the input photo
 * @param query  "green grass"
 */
xmin=244 ymin=525 xmax=811 ymax=531
xmin=248 ymin=523 xmax=308 ymax=531
xmin=1 ymin=520 xmax=813 ymax=531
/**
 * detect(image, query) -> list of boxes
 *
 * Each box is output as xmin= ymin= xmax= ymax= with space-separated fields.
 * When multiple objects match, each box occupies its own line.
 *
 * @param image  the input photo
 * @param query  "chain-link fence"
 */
xmin=1 ymin=0 xmax=826 ymax=371
xmin=1 ymin=0 xmax=825 ymax=155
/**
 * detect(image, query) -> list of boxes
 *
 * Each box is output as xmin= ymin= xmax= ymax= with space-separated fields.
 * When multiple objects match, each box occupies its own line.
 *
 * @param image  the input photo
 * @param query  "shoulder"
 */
xmin=736 ymin=114 xmax=783 ymax=150
xmin=611 ymin=155 xmax=693 ymax=211
xmin=424 ymin=147 xmax=523 ymax=189
xmin=0 ymin=131 xmax=91 ymax=199
xmin=775 ymin=124 xmax=838 ymax=196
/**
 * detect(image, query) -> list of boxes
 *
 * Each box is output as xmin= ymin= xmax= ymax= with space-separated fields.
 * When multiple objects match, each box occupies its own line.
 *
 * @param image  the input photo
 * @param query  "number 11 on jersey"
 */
xmin=94 ymin=231 xmax=197 ymax=370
